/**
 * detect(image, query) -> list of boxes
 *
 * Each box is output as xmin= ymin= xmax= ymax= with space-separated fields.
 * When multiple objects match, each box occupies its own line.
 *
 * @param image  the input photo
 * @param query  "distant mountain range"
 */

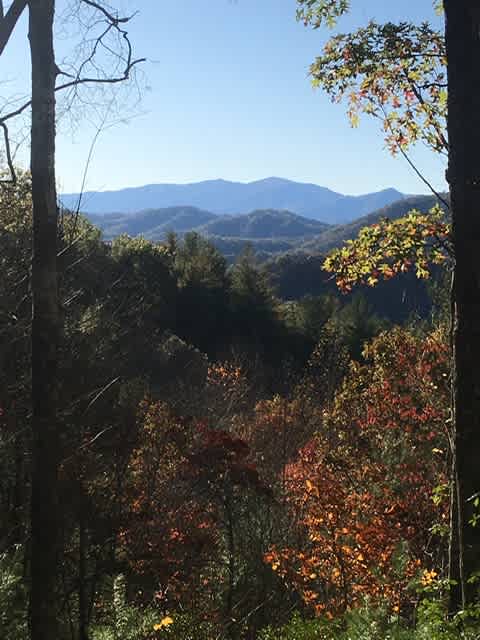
xmin=86 ymin=194 xmax=442 ymax=263
xmin=62 ymin=177 xmax=405 ymax=224
xmin=89 ymin=207 xmax=331 ymax=242
xmin=299 ymin=194 xmax=441 ymax=255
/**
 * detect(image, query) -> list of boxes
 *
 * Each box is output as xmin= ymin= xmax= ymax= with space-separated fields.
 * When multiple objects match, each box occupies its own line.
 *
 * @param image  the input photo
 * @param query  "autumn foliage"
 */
xmin=265 ymin=328 xmax=449 ymax=616
xmin=323 ymin=206 xmax=450 ymax=292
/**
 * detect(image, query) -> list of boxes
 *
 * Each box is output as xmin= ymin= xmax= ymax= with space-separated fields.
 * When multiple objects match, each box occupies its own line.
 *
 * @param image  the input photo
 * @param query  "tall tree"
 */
xmin=444 ymin=0 xmax=480 ymax=611
xmin=297 ymin=0 xmax=480 ymax=611
xmin=28 ymin=2 xmax=60 ymax=637
xmin=0 ymin=2 xmax=143 ymax=636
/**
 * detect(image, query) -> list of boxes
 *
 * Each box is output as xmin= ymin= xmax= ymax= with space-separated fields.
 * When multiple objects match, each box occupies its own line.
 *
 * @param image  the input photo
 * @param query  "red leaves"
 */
xmin=264 ymin=327 xmax=449 ymax=617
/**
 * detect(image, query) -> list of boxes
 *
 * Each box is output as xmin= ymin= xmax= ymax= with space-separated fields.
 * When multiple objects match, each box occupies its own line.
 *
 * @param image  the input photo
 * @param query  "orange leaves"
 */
xmin=207 ymin=362 xmax=243 ymax=387
xmin=264 ymin=326 xmax=448 ymax=618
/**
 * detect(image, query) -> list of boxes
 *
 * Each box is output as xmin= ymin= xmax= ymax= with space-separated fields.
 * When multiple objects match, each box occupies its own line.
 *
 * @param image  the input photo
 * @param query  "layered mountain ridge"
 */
xmin=62 ymin=177 xmax=404 ymax=224
xmin=86 ymin=194 xmax=441 ymax=263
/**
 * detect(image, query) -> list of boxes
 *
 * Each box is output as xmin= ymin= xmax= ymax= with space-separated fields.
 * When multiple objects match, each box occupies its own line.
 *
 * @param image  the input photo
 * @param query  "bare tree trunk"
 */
xmin=445 ymin=0 xmax=480 ymax=612
xmin=28 ymin=1 xmax=60 ymax=638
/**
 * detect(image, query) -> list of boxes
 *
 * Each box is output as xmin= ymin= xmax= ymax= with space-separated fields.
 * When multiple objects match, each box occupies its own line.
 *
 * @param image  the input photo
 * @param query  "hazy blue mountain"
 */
xmin=62 ymin=177 xmax=405 ymax=223
xmin=198 ymin=209 xmax=330 ymax=239
xmin=88 ymin=206 xmax=218 ymax=240
xmin=86 ymin=194 xmax=443 ymax=264
xmin=90 ymin=206 xmax=331 ymax=242
xmin=298 ymin=193 xmax=444 ymax=254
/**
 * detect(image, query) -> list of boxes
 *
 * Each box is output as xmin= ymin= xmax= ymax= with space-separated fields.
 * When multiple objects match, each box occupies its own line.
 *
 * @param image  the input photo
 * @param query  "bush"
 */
xmin=0 ymin=547 xmax=27 ymax=640
xmin=259 ymin=603 xmax=480 ymax=640
xmin=91 ymin=606 xmax=215 ymax=640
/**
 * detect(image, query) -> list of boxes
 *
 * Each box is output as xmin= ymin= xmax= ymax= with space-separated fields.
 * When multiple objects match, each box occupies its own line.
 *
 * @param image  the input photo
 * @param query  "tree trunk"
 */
xmin=28 ymin=1 xmax=60 ymax=638
xmin=79 ymin=480 xmax=89 ymax=640
xmin=445 ymin=0 xmax=480 ymax=612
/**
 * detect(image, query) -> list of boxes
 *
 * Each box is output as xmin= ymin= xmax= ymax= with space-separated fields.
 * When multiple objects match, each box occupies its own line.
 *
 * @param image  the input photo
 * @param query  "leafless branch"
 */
xmin=81 ymin=0 xmax=137 ymax=25
xmin=0 ymin=0 xmax=145 ymax=178
xmin=0 ymin=121 xmax=16 ymax=184
xmin=0 ymin=0 xmax=27 ymax=57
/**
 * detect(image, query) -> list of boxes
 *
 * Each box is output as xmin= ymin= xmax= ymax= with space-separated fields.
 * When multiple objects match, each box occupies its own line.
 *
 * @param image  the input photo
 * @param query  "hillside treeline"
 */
xmin=0 ymin=177 xmax=466 ymax=639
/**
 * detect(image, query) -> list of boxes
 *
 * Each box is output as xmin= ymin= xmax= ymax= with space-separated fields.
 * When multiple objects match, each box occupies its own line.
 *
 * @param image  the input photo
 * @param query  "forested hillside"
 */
xmin=1 ymin=0 xmax=479 ymax=639
xmin=89 ymin=207 xmax=330 ymax=243
xmin=0 ymin=177 xmax=453 ymax=640
xmin=87 ymin=194 xmax=441 ymax=266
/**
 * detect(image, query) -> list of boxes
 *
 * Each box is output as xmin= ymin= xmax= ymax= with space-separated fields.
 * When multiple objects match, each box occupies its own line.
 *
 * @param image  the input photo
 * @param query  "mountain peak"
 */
xmin=61 ymin=178 xmax=406 ymax=223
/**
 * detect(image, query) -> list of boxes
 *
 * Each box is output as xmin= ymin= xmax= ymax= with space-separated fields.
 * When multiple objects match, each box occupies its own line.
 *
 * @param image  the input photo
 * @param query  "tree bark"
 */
xmin=28 ymin=1 xmax=60 ymax=638
xmin=0 ymin=0 xmax=27 ymax=57
xmin=445 ymin=0 xmax=480 ymax=612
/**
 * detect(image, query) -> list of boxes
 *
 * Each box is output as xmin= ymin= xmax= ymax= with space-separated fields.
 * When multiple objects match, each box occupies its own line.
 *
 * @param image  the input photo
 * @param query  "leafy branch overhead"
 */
xmin=310 ymin=21 xmax=447 ymax=155
xmin=323 ymin=206 xmax=451 ymax=292
xmin=297 ymin=1 xmax=446 ymax=155
xmin=296 ymin=0 xmax=350 ymax=29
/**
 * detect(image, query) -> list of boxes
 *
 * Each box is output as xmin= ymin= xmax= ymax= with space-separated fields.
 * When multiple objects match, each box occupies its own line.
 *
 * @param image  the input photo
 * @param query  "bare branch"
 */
xmin=0 ymin=0 xmax=145 ymax=127
xmin=56 ymin=56 xmax=145 ymax=92
xmin=0 ymin=121 xmax=16 ymax=184
xmin=0 ymin=0 xmax=27 ymax=57
xmin=81 ymin=0 xmax=138 ymax=25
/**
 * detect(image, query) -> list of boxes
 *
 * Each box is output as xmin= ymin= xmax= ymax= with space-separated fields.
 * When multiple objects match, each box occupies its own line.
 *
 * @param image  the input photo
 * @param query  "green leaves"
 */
xmin=296 ymin=0 xmax=350 ymax=29
xmin=323 ymin=206 xmax=451 ymax=293
xmin=306 ymin=19 xmax=447 ymax=154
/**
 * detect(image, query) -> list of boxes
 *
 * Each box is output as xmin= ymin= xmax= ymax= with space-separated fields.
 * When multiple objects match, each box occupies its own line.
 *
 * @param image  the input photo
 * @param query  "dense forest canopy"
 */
xmin=0 ymin=1 xmax=479 ymax=639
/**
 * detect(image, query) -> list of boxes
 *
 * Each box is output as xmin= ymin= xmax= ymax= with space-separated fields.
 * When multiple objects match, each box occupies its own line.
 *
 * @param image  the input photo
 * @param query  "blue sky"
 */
xmin=1 ymin=0 xmax=445 ymax=195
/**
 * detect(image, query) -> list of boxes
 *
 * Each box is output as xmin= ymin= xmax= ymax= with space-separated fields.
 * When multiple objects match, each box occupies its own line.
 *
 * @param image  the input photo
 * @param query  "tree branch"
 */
xmin=0 ymin=121 xmax=16 ymax=183
xmin=0 ymin=0 xmax=27 ymax=57
xmin=0 ymin=0 xmax=145 ymax=172
xmin=56 ymin=56 xmax=145 ymax=93
xmin=379 ymin=104 xmax=450 ymax=211
xmin=81 ymin=0 xmax=137 ymax=25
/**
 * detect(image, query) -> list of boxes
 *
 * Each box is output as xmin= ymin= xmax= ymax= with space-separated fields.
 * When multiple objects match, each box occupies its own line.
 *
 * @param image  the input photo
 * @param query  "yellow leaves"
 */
xmin=153 ymin=616 xmax=174 ymax=631
xmin=349 ymin=111 xmax=360 ymax=128
xmin=323 ymin=206 xmax=451 ymax=293
xmin=305 ymin=479 xmax=320 ymax=497
xmin=307 ymin=20 xmax=447 ymax=155
xmin=420 ymin=569 xmax=438 ymax=586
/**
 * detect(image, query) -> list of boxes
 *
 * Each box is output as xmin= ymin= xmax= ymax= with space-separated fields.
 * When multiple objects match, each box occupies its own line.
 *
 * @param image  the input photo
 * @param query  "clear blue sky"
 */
xmin=1 ymin=0 xmax=446 ymax=195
